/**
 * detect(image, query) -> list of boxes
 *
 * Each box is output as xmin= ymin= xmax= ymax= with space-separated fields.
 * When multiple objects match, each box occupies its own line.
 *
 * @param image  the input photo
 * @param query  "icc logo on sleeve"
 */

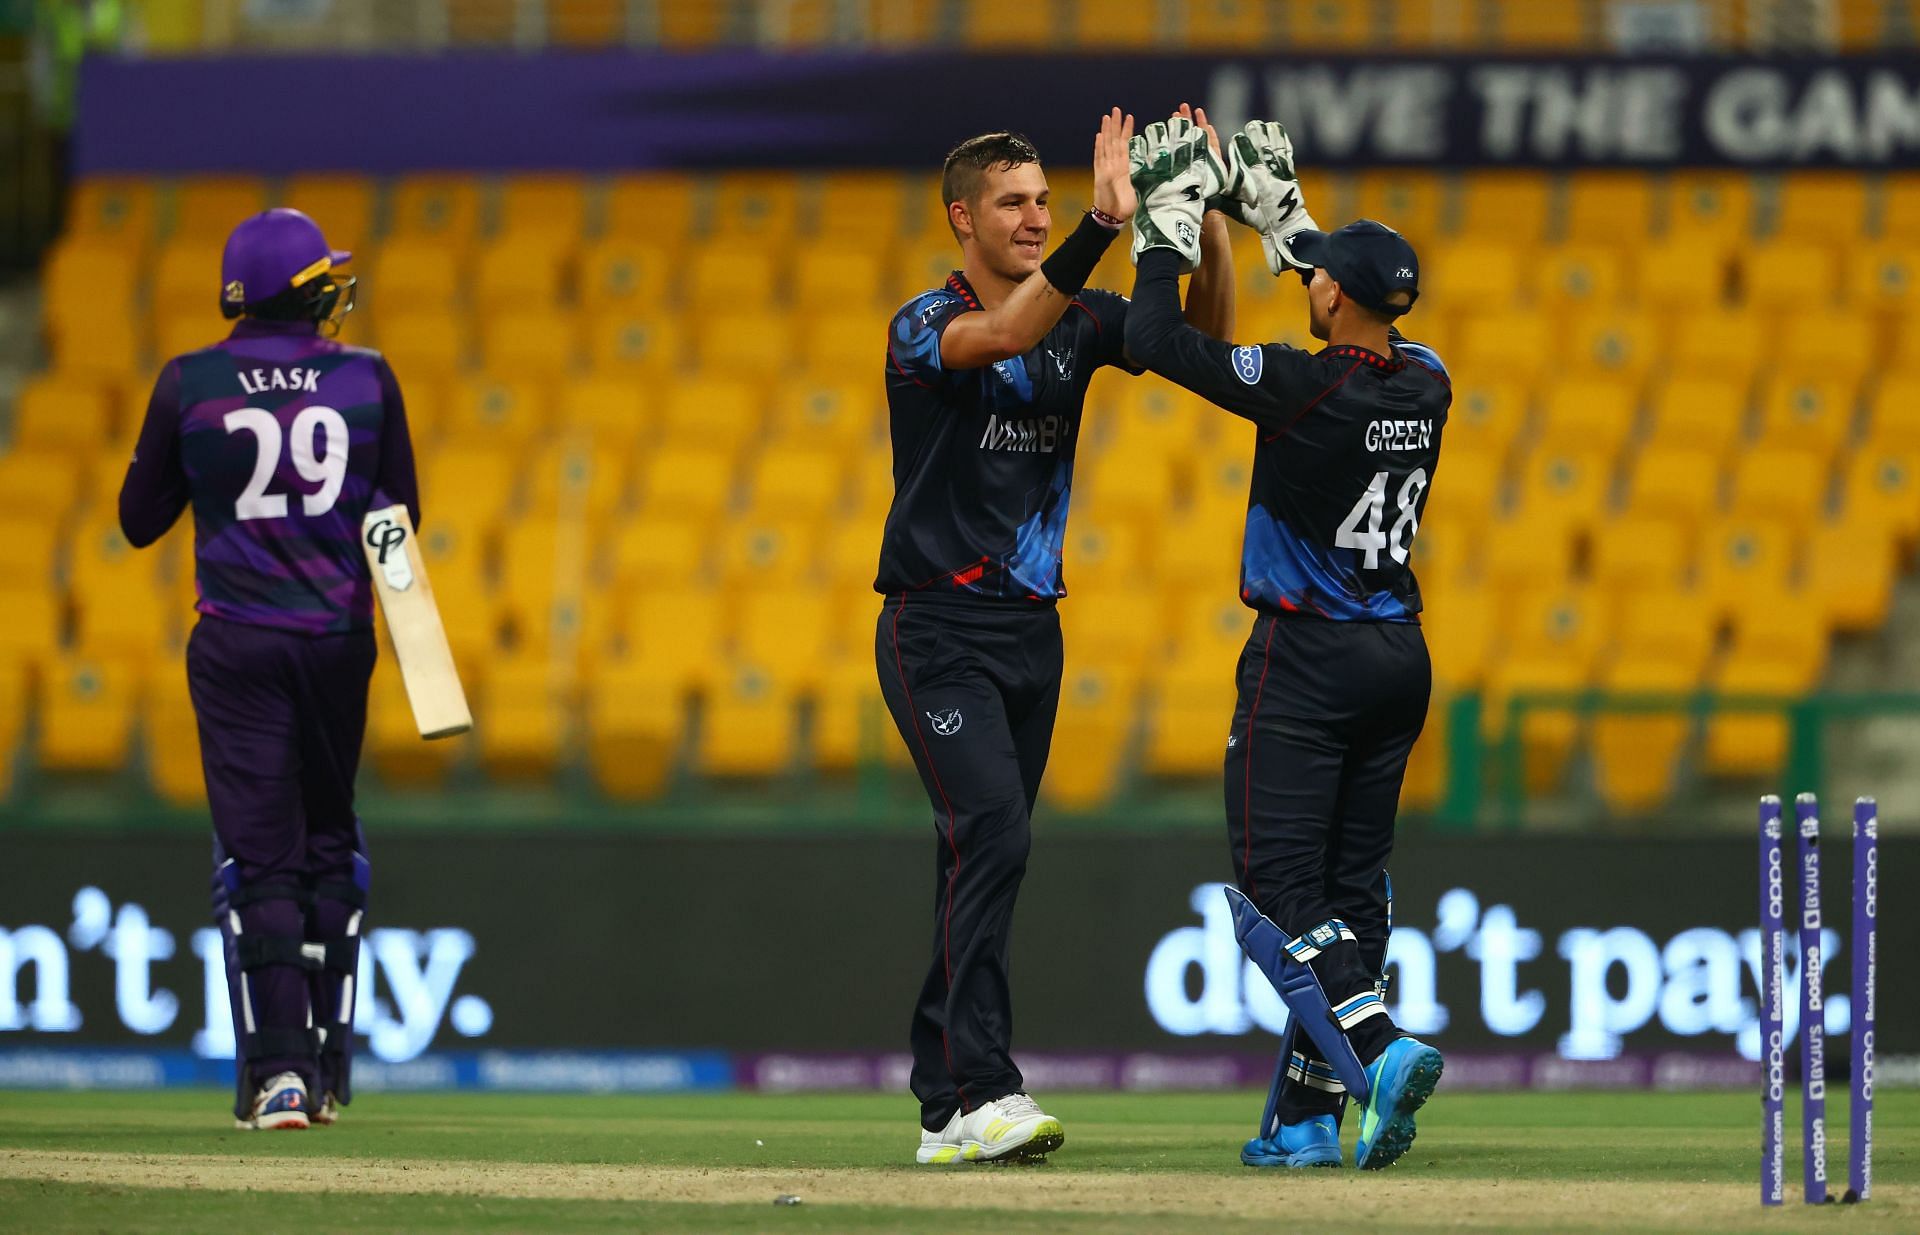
xmin=1232 ymin=345 xmax=1263 ymax=385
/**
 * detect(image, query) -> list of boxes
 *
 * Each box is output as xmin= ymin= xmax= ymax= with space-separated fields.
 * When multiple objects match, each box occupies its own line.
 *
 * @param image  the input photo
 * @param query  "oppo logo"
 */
xmin=1767 ymin=847 xmax=1783 ymax=921
xmin=1765 ymin=1028 xmax=1785 ymax=1102
xmin=1864 ymin=847 xmax=1877 ymax=919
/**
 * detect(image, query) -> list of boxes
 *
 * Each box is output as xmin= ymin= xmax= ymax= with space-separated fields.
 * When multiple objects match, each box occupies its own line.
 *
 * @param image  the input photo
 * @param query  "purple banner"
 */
xmin=75 ymin=51 xmax=1920 ymax=174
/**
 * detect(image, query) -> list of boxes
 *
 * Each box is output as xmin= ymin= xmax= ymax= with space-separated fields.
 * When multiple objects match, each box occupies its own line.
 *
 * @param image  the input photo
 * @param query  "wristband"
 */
xmin=1088 ymin=205 xmax=1124 ymax=231
xmin=1040 ymin=211 xmax=1120 ymax=297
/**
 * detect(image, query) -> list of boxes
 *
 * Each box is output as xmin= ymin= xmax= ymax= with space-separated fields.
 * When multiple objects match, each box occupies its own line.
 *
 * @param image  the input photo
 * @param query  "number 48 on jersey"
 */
xmin=1335 ymin=468 xmax=1429 ymax=570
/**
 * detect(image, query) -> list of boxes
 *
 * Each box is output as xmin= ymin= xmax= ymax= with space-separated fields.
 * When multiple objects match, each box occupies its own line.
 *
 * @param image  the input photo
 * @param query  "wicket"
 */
xmin=1757 ymin=793 xmax=1876 ymax=1206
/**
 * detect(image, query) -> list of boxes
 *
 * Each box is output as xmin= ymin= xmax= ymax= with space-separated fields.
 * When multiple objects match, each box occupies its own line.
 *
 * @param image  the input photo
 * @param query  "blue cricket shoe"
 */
xmin=1353 ymin=1038 xmax=1444 ymax=1170
xmin=1241 ymin=1114 xmax=1342 ymax=1168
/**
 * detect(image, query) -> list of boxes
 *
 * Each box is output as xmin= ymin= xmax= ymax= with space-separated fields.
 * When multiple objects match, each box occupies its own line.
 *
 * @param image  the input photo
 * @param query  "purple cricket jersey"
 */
xmin=119 ymin=318 xmax=419 ymax=636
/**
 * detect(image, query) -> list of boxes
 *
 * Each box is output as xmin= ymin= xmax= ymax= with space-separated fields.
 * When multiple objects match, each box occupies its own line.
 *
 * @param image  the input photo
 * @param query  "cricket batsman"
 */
xmin=877 ymin=108 xmax=1235 ymax=1164
xmin=119 ymin=208 xmax=417 ymax=1130
xmin=1121 ymin=121 xmax=1451 ymax=1170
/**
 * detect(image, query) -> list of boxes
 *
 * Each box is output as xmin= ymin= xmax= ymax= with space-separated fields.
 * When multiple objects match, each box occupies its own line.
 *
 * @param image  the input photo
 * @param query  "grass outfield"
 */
xmin=0 ymin=1089 xmax=1913 ymax=1233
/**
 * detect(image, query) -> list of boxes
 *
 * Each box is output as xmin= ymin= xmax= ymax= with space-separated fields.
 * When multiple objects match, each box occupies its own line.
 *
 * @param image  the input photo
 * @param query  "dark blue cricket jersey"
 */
xmin=875 ymin=272 xmax=1134 ymax=601
xmin=1125 ymin=250 xmax=1451 ymax=622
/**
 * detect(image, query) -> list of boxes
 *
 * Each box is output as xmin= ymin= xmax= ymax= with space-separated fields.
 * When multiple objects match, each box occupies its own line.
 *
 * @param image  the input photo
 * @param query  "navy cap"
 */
xmin=1288 ymin=219 xmax=1419 ymax=318
xmin=221 ymin=208 xmax=351 ymax=310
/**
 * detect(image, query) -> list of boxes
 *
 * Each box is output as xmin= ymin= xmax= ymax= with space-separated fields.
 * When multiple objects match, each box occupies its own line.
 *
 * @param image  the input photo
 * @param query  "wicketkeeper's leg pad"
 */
xmin=1226 ymin=886 xmax=1374 ymax=1104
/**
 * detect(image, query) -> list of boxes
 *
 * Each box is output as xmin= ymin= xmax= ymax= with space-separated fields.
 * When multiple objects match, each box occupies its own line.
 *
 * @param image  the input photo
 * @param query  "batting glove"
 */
xmin=1218 ymin=120 xmax=1320 ymax=276
xmin=1128 ymin=119 xmax=1227 ymax=274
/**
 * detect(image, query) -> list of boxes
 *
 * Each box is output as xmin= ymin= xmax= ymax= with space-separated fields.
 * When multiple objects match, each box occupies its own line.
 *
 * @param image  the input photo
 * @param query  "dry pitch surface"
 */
xmin=0 ymin=1090 xmax=1913 ymax=1233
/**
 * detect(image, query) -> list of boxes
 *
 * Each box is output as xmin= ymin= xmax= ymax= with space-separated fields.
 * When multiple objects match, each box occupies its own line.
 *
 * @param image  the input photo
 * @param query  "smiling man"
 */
xmin=875 ymin=109 xmax=1236 ymax=1166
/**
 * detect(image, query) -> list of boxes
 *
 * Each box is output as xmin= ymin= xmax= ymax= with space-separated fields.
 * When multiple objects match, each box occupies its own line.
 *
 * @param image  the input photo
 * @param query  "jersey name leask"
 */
xmin=236 ymin=366 xmax=323 ymax=395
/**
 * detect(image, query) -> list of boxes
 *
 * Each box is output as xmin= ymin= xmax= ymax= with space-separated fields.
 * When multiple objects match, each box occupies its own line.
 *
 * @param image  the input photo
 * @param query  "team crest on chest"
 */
xmin=1046 ymin=346 xmax=1074 ymax=381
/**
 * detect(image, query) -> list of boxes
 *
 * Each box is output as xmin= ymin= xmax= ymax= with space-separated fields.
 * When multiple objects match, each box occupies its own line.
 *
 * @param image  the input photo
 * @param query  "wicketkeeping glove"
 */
xmin=1128 ymin=119 xmax=1228 ymax=274
xmin=1217 ymin=120 xmax=1319 ymax=276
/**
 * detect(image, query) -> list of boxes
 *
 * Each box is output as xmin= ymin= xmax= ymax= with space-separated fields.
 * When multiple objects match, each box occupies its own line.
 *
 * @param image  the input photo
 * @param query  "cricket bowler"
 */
xmin=876 ymin=108 xmax=1237 ymax=1165
xmin=1122 ymin=121 xmax=1451 ymax=1170
xmin=119 ymin=208 xmax=418 ymax=1130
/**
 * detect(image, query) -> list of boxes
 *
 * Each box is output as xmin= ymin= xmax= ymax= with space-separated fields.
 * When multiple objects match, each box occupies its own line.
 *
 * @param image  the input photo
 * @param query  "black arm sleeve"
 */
xmin=117 ymin=362 xmax=190 ymax=549
xmin=374 ymin=357 xmax=422 ymax=530
xmin=1123 ymin=249 xmax=1343 ymax=433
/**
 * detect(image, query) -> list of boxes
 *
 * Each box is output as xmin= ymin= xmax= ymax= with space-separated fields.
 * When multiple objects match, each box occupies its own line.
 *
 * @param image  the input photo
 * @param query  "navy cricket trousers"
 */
xmin=875 ymin=593 xmax=1061 ymax=1133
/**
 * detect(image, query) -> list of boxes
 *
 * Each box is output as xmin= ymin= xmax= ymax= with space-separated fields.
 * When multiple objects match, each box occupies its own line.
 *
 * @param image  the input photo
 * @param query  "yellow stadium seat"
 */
xmin=1806 ymin=517 xmax=1895 ymax=634
xmin=1146 ymin=655 xmax=1237 ymax=777
xmin=742 ymin=446 xmax=846 ymax=520
xmin=1892 ymin=316 xmax=1920 ymax=369
xmin=959 ymin=0 xmax=1047 ymax=46
xmin=658 ymin=376 xmax=763 ymax=450
xmin=496 ymin=175 xmax=588 ymax=242
xmin=524 ymin=436 xmax=630 ymax=521
xmin=1061 ymin=588 xmax=1165 ymax=670
xmin=1046 ymin=666 xmax=1140 ymax=810
xmin=1590 ymin=657 xmax=1694 ymax=816
xmin=1454 ymin=172 xmax=1553 ymax=243
xmin=1702 ymin=660 xmax=1801 ymax=779
xmin=1419 ymin=447 xmax=1500 ymax=540
xmin=1386 ymin=0 xmax=1462 ymax=44
xmin=549 ymin=0 xmax=625 ymax=43
xmin=696 ymin=310 xmax=797 ymax=376
xmin=1753 ymin=376 xmax=1856 ymax=461
xmin=1636 ymin=240 xmax=1734 ymax=310
xmin=1354 ymin=171 xmax=1444 ymax=244
xmin=1281 ymin=0 xmax=1380 ymax=47
xmin=1507 ymin=585 xmax=1607 ymax=675
xmin=278 ymin=175 xmax=376 ymax=249
xmin=149 ymin=236 xmax=225 ymax=314
xmin=812 ymin=655 xmax=887 ymax=773
xmin=1561 ymin=311 xmax=1657 ymax=381
xmin=43 ymin=238 xmax=141 ymax=328
xmin=1697 ymin=518 xmax=1796 ymax=621
xmin=1535 ymin=245 xmax=1627 ymax=309
xmin=715 ymin=515 xmax=820 ymax=590
xmin=893 ymin=239 xmax=963 ymax=304
xmin=1665 ymin=173 xmax=1754 ymax=242
xmin=0 ymin=588 xmax=60 ymax=677
xmin=1744 ymin=242 xmax=1842 ymax=312
xmin=48 ymin=314 xmax=142 ymax=376
xmin=1726 ymin=447 xmax=1829 ymax=525
xmin=1061 ymin=518 xmax=1153 ymax=593
xmin=1485 ymin=0 xmax=1587 ymax=45
xmin=1590 ymin=516 xmax=1690 ymax=593
xmin=808 ymin=172 xmax=912 ymax=241
xmin=376 ymin=310 xmax=468 ymax=379
xmin=585 ymin=660 xmax=683 ymax=798
xmin=494 ymin=516 xmax=561 ymax=642
xmin=1063 ymin=0 xmax=1159 ymax=44
xmin=557 ymin=376 xmax=649 ymax=441
xmin=478 ymin=310 xmax=580 ymax=381
xmin=1884 ymin=174 xmax=1920 ymax=238
xmin=477 ymin=655 xmax=567 ymax=780
xmin=819 ymin=520 xmax=878 ymax=589
xmin=733 ymin=587 xmax=841 ymax=678
xmin=1863 ymin=379 xmax=1920 ymax=447
xmin=1422 ymin=585 xmax=1494 ymax=689
xmin=170 ymin=177 xmax=267 ymax=238
xmin=1482 ymin=518 xmax=1575 ymax=593
xmin=474 ymin=236 xmax=570 ymax=306
xmin=708 ymin=173 xmax=802 ymax=243
xmin=39 ymin=657 xmax=139 ymax=772
xmin=445 ymin=375 xmax=551 ymax=447
xmin=1444 ymin=379 xmax=1527 ymax=458
xmin=1421 ymin=241 xmax=1523 ymax=307
xmin=586 ymin=314 xmax=685 ymax=378
xmin=66 ymin=178 xmax=156 ymax=245
xmin=633 ymin=445 xmax=736 ymax=521
xmin=1562 ymin=173 xmax=1657 ymax=244
xmin=74 ymin=567 xmax=176 ymax=661
xmin=0 ymin=514 xmax=59 ymax=588
xmin=1770 ymin=174 xmax=1869 ymax=243
xmin=769 ymin=377 xmax=881 ymax=449
xmin=1847 ymin=245 xmax=1918 ymax=309
xmin=143 ymin=664 xmax=205 ymax=806
xmin=699 ymin=664 xmax=800 ymax=776
xmin=608 ymin=514 xmax=710 ymax=592
xmin=1536 ymin=379 xmax=1639 ymax=454
xmin=1772 ymin=311 xmax=1873 ymax=379
xmin=1725 ymin=600 xmax=1827 ymax=685
xmin=0 ymin=660 xmax=23 ymax=798
xmin=1610 ymin=586 xmax=1716 ymax=676
xmin=1155 ymin=505 xmax=1241 ymax=595
xmin=363 ymin=660 xmax=465 ymax=785
xmin=686 ymin=248 xmax=777 ymax=308
xmin=795 ymin=311 xmax=878 ymax=375
xmin=1078 ymin=454 xmax=1177 ymax=529
xmin=1481 ymin=654 xmax=1587 ymax=795
xmin=603 ymin=175 xmax=697 ymax=242
xmin=1667 ymin=312 xmax=1768 ymax=381
xmin=423 ymin=445 xmax=519 ymax=525
xmin=1644 ymin=378 xmax=1746 ymax=458
xmin=578 ymin=239 xmax=671 ymax=310
xmin=1097 ymin=378 xmax=1206 ymax=459
xmin=388 ymin=175 xmax=482 ymax=249
xmin=13 ymin=374 xmax=114 ymax=452
xmin=1189 ymin=447 xmax=1255 ymax=525
xmin=367 ymin=244 xmax=462 ymax=315
xmin=1511 ymin=444 xmax=1612 ymax=540
xmin=1839 ymin=445 xmax=1920 ymax=542
xmin=793 ymin=248 xmax=885 ymax=308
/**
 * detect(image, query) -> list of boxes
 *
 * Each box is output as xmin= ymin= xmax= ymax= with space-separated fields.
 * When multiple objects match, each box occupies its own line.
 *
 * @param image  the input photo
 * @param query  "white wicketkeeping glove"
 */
xmin=1218 ymin=120 xmax=1319 ymax=276
xmin=1128 ymin=118 xmax=1227 ymax=274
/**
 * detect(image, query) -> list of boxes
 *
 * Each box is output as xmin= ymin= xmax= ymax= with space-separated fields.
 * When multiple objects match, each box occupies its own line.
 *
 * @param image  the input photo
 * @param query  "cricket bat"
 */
xmin=362 ymin=504 xmax=472 ymax=739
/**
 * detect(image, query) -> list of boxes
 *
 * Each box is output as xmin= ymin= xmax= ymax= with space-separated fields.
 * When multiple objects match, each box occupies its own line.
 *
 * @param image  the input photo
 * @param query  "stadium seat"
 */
xmin=1664 ymin=173 xmax=1754 ymax=243
xmin=1744 ymin=241 xmax=1842 ymax=311
xmin=1387 ymin=0 xmax=1463 ymax=45
xmin=1590 ymin=658 xmax=1694 ymax=816
xmin=794 ymin=248 xmax=886 ymax=309
xmin=1590 ymin=516 xmax=1690 ymax=594
xmin=0 ymin=511 xmax=58 ymax=589
xmin=0 ymin=588 xmax=61 ymax=679
xmin=1535 ymin=245 xmax=1626 ymax=309
xmin=1145 ymin=653 xmax=1237 ymax=777
xmin=1536 ymin=379 xmax=1638 ymax=455
xmin=1840 ymin=445 xmax=1920 ymax=543
xmin=523 ymin=436 xmax=630 ymax=522
xmin=1442 ymin=379 xmax=1526 ymax=459
xmin=1099 ymin=380 xmax=1206 ymax=460
xmin=1454 ymin=172 xmax=1553 ymax=244
xmin=733 ymin=587 xmax=840 ymax=682
xmin=1182 ymin=0 xmax=1272 ymax=45
xmin=42 ymin=238 xmax=140 ymax=333
xmin=1726 ymin=446 xmax=1830 ymax=525
xmin=1061 ymin=587 xmax=1166 ymax=670
xmin=578 ymin=239 xmax=670 ymax=310
xmin=1644 ymin=378 xmax=1747 ymax=459
xmin=277 ymin=175 xmax=376 ymax=249
xmin=477 ymin=655 xmax=567 ymax=780
xmin=170 ymin=177 xmax=267 ymax=238
xmin=495 ymin=175 xmax=588 ymax=244
xmin=1456 ymin=312 xmax=1552 ymax=382
xmin=388 ymin=175 xmax=483 ymax=250
xmin=1635 ymin=239 xmax=1734 ymax=309
xmin=1667 ymin=311 xmax=1768 ymax=377
xmin=12 ymin=374 xmax=113 ymax=452
xmin=363 ymin=649 xmax=463 ymax=787
xmin=1697 ymin=518 xmax=1797 ymax=621
xmin=1506 ymin=585 xmax=1607 ymax=676
xmin=1773 ymin=311 xmax=1874 ymax=380
xmin=696 ymin=310 xmax=798 ymax=376
xmin=1768 ymin=173 xmax=1869 ymax=243
xmin=557 ymin=376 xmax=649 ymax=441
xmin=1510 ymin=444 xmax=1612 ymax=541
xmin=603 ymin=175 xmax=697 ymax=242
xmin=1484 ymin=0 xmax=1587 ymax=45
xmin=1702 ymin=659 xmax=1803 ymax=779
xmin=39 ymin=657 xmax=138 ymax=773
xmin=1863 ymin=379 xmax=1920 ymax=448
xmin=1421 ymin=242 xmax=1524 ymax=307
xmin=715 ymin=516 xmax=820 ymax=591
xmin=1046 ymin=666 xmax=1141 ymax=810
xmin=1482 ymin=516 xmax=1575 ymax=591
xmin=1077 ymin=454 xmax=1179 ymax=529
xmin=376 ymin=310 xmax=469 ymax=379
xmin=1752 ymin=376 xmax=1856 ymax=463
xmin=65 ymin=178 xmax=156 ymax=246
xmin=617 ymin=585 xmax=726 ymax=693
xmin=1846 ymin=245 xmax=1918 ymax=309
xmin=1480 ymin=653 xmax=1587 ymax=795
xmin=445 ymin=375 xmax=551 ymax=447
xmin=1724 ymin=601 xmax=1827 ymax=696
xmin=1883 ymin=174 xmax=1920 ymax=239
xmin=413 ymin=519 xmax=499 ymax=665
xmin=423 ymin=445 xmax=520 ymax=526
xmin=742 ymin=445 xmax=847 ymax=519
xmin=480 ymin=310 xmax=581 ymax=380
xmin=807 ymin=172 xmax=913 ymax=242
xmin=803 ymin=310 xmax=885 ymax=375
xmin=1562 ymin=173 xmax=1657 ymax=244
xmin=1353 ymin=171 xmax=1445 ymax=244
xmin=708 ymin=172 xmax=802 ymax=243
xmin=1805 ymin=518 xmax=1896 ymax=634
xmin=634 ymin=444 xmax=736 ymax=521
xmin=812 ymin=655 xmax=889 ymax=774
xmin=608 ymin=513 xmax=710 ymax=593
xmin=474 ymin=235 xmax=570 ymax=307
xmin=149 ymin=237 xmax=225 ymax=317
xmin=1421 ymin=585 xmax=1494 ymax=688
xmin=585 ymin=314 xmax=685 ymax=378
xmin=768 ymin=377 xmax=881 ymax=449
xmin=699 ymin=663 xmax=801 ymax=777
xmin=659 ymin=376 xmax=763 ymax=451
xmin=367 ymin=244 xmax=462 ymax=315
xmin=687 ymin=248 xmax=778 ymax=308
xmin=143 ymin=665 xmax=205 ymax=806
xmin=1609 ymin=588 xmax=1716 ymax=681
xmin=1562 ymin=311 xmax=1658 ymax=381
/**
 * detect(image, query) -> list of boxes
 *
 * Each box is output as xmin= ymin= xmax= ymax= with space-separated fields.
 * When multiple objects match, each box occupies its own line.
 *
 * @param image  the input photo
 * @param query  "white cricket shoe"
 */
xmin=917 ymin=1093 xmax=1065 ymax=1164
xmin=312 ymin=1091 xmax=341 ymax=1126
xmin=235 ymin=1072 xmax=311 ymax=1131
